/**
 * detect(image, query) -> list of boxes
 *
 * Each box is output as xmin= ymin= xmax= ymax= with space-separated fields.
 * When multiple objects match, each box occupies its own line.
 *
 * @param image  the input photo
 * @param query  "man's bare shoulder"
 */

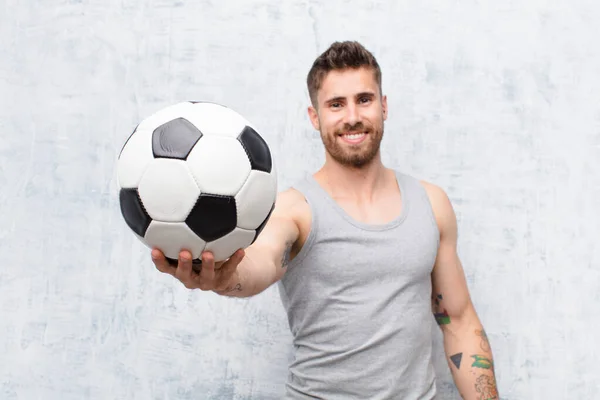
xmin=419 ymin=180 xmax=448 ymax=204
xmin=273 ymin=187 xmax=311 ymax=221
xmin=265 ymin=187 xmax=312 ymax=257
xmin=419 ymin=179 xmax=457 ymax=234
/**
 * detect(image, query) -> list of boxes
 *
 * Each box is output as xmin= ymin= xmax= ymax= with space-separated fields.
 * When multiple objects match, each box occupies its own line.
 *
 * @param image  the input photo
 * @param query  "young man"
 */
xmin=152 ymin=41 xmax=499 ymax=400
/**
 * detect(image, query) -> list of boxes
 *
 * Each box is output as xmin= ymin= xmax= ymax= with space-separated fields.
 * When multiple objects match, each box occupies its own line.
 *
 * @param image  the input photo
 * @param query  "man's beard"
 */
xmin=320 ymin=121 xmax=383 ymax=168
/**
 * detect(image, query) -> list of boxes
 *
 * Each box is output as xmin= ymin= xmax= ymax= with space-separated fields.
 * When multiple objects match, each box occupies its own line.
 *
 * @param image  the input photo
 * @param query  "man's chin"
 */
xmin=334 ymin=152 xmax=376 ymax=168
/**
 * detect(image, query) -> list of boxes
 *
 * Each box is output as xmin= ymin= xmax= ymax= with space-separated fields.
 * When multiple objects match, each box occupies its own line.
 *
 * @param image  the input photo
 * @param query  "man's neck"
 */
xmin=314 ymin=155 xmax=391 ymax=204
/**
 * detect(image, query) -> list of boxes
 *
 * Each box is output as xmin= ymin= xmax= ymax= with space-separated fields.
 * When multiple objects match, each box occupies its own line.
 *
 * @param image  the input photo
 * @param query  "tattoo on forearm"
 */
xmin=450 ymin=353 xmax=463 ymax=369
xmin=475 ymin=329 xmax=491 ymax=352
xmin=474 ymin=375 xmax=499 ymax=400
xmin=471 ymin=355 xmax=494 ymax=370
xmin=432 ymin=293 xmax=451 ymax=325
xmin=224 ymin=283 xmax=242 ymax=293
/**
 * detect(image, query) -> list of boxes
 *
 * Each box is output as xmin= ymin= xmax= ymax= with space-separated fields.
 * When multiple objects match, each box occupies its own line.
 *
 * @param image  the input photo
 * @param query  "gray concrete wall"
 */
xmin=1 ymin=1 xmax=599 ymax=398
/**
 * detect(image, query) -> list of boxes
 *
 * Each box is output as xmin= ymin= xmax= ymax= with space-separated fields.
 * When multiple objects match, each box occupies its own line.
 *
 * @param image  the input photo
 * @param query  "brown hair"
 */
xmin=306 ymin=41 xmax=382 ymax=107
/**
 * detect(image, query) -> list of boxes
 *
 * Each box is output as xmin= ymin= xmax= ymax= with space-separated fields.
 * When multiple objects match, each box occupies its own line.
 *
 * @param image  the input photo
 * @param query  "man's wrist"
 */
xmin=213 ymin=270 xmax=245 ymax=297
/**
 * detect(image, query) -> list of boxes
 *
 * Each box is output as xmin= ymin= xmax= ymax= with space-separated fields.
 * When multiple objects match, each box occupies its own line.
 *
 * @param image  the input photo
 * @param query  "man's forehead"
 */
xmin=319 ymin=68 xmax=378 ymax=97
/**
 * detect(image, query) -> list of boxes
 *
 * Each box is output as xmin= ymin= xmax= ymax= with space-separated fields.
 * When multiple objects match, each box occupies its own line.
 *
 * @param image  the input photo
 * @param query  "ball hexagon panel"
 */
xmin=237 ymin=126 xmax=272 ymax=173
xmin=119 ymin=188 xmax=152 ymax=237
xmin=185 ymin=194 xmax=237 ymax=242
xmin=204 ymin=227 xmax=257 ymax=262
xmin=181 ymin=102 xmax=249 ymax=138
xmin=144 ymin=220 xmax=207 ymax=261
xmin=137 ymin=158 xmax=200 ymax=222
xmin=186 ymin=136 xmax=252 ymax=196
xmin=117 ymin=127 xmax=154 ymax=189
xmin=152 ymin=117 xmax=203 ymax=159
xmin=135 ymin=102 xmax=196 ymax=133
xmin=235 ymin=170 xmax=277 ymax=230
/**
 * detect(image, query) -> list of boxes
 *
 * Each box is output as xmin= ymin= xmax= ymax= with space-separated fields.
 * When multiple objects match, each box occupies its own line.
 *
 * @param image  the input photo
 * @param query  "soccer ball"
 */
xmin=116 ymin=101 xmax=277 ymax=269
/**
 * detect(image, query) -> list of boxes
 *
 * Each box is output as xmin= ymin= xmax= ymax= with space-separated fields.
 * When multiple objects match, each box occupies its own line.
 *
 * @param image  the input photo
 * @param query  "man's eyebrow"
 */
xmin=324 ymin=92 xmax=375 ymax=103
xmin=355 ymin=91 xmax=376 ymax=98
xmin=324 ymin=96 xmax=346 ymax=103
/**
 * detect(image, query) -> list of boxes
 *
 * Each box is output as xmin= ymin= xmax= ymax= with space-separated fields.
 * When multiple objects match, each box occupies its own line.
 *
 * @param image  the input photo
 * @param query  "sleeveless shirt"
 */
xmin=277 ymin=170 xmax=440 ymax=400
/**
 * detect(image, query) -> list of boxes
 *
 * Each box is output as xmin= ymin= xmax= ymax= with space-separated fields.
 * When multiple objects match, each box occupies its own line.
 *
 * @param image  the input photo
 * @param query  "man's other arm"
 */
xmin=423 ymin=182 xmax=499 ymax=400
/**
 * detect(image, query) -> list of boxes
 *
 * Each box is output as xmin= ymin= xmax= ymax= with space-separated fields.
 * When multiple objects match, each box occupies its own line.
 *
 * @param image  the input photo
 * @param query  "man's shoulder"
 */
xmin=276 ymin=187 xmax=308 ymax=209
xmin=389 ymin=169 xmax=443 ymax=197
xmin=273 ymin=187 xmax=311 ymax=224
xmin=274 ymin=171 xmax=316 ymax=214
xmin=392 ymin=169 xmax=447 ymax=198
xmin=419 ymin=179 xmax=447 ymax=200
xmin=411 ymin=177 xmax=455 ymax=233
xmin=390 ymin=169 xmax=454 ymax=224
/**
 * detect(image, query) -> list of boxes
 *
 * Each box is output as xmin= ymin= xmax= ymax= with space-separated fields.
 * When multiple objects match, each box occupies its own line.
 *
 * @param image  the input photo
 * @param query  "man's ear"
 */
xmin=382 ymin=94 xmax=388 ymax=121
xmin=308 ymin=105 xmax=320 ymax=130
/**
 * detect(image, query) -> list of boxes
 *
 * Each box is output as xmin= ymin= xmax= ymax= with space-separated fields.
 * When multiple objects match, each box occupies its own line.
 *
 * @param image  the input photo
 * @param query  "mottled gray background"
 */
xmin=1 ymin=0 xmax=599 ymax=399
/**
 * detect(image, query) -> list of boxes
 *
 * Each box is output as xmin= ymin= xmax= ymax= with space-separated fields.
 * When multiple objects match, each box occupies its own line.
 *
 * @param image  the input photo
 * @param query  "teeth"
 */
xmin=344 ymin=133 xmax=366 ymax=140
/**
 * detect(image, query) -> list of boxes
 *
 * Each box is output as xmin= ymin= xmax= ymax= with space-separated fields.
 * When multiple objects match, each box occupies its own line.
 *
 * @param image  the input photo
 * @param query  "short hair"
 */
xmin=306 ymin=41 xmax=382 ymax=107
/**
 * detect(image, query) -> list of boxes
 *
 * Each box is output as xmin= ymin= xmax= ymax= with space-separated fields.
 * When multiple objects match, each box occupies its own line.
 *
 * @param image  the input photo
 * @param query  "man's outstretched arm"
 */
xmin=424 ymin=182 xmax=499 ymax=400
xmin=152 ymin=188 xmax=302 ymax=298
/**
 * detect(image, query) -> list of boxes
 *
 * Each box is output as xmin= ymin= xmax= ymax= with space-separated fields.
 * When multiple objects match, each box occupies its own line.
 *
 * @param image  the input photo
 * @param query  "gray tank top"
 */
xmin=277 ymin=170 xmax=440 ymax=400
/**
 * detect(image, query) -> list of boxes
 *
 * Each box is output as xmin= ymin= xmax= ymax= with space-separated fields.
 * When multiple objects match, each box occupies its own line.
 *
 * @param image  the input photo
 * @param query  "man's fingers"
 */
xmin=191 ymin=259 xmax=202 ymax=274
xmin=199 ymin=251 xmax=216 ymax=284
xmin=152 ymin=248 xmax=245 ymax=293
xmin=152 ymin=249 xmax=176 ymax=276
xmin=174 ymin=250 xmax=194 ymax=282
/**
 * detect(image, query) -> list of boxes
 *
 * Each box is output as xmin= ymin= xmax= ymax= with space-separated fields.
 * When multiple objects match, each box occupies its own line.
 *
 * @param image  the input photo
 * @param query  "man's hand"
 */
xmin=149 ymin=188 xmax=307 ymax=298
xmin=151 ymin=248 xmax=245 ymax=293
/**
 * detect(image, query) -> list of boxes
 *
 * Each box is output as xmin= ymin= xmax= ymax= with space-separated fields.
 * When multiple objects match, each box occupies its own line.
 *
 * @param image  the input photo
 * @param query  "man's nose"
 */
xmin=343 ymin=104 xmax=360 ymax=127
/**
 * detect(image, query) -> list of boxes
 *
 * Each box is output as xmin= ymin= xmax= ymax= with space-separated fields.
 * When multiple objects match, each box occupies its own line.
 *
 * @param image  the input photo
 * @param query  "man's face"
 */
xmin=309 ymin=67 xmax=388 ymax=168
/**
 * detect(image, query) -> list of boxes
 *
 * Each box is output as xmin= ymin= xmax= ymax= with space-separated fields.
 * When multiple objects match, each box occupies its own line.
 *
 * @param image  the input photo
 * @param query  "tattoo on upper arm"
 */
xmin=475 ymin=329 xmax=491 ymax=352
xmin=281 ymin=241 xmax=293 ymax=268
xmin=433 ymin=293 xmax=451 ymax=325
xmin=474 ymin=375 xmax=499 ymax=400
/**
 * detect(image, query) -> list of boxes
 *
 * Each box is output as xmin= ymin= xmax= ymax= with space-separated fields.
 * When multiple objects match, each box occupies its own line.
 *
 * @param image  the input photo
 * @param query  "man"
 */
xmin=152 ymin=41 xmax=499 ymax=400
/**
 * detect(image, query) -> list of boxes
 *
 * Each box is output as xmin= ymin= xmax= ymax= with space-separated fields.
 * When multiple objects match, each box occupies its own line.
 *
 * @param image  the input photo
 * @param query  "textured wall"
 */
xmin=1 ymin=0 xmax=599 ymax=399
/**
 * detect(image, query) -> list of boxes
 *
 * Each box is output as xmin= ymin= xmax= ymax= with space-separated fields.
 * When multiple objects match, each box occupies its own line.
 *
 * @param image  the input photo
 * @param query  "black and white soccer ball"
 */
xmin=116 ymin=101 xmax=277 ymax=269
